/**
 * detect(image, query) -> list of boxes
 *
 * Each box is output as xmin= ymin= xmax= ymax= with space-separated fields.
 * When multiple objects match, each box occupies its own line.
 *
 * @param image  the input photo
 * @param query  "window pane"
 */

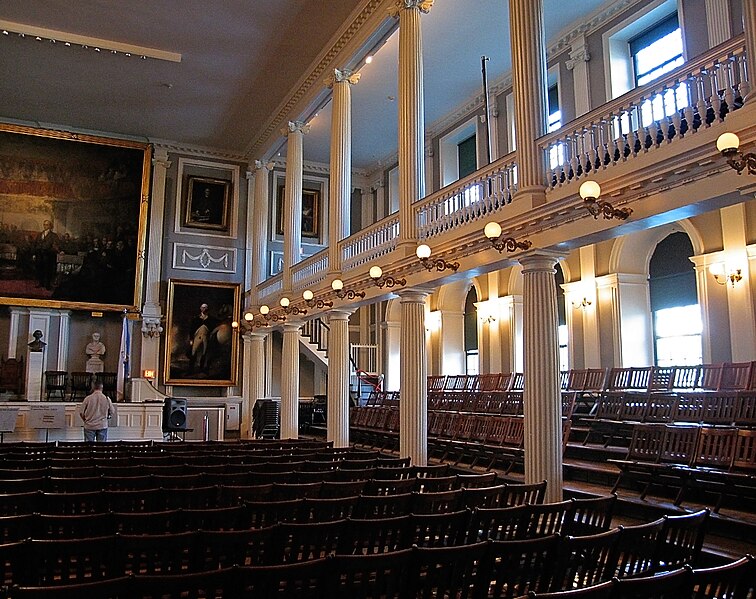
xmin=654 ymin=305 xmax=703 ymax=366
xmin=654 ymin=305 xmax=702 ymax=337
xmin=635 ymin=30 xmax=683 ymax=81
xmin=466 ymin=350 xmax=479 ymax=375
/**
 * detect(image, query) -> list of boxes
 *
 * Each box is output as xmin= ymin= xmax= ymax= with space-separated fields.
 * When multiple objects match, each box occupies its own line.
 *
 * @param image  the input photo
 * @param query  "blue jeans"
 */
xmin=83 ymin=428 xmax=108 ymax=442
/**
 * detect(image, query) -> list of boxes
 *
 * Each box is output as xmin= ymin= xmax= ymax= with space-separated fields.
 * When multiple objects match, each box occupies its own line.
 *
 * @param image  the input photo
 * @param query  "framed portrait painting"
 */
xmin=0 ymin=123 xmax=150 ymax=312
xmin=165 ymin=280 xmax=240 ymax=386
xmin=275 ymin=185 xmax=320 ymax=238
xmin=183 ymin=176 xmax=231 ymax=232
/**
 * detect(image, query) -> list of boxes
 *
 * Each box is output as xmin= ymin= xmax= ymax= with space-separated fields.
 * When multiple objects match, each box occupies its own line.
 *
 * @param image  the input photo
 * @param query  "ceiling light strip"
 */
xmin=0 ymin=19 xmax=182 ymax=63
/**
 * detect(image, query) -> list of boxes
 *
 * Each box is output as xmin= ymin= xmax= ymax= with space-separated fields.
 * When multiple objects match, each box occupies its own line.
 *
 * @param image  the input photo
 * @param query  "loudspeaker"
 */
xmin=162 ymin=398 xmax=188 ymax=432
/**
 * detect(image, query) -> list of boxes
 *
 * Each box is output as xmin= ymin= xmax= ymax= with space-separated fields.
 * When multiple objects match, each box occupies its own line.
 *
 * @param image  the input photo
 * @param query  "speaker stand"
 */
xmin=163 ymin=428 xmax=193 ymax=442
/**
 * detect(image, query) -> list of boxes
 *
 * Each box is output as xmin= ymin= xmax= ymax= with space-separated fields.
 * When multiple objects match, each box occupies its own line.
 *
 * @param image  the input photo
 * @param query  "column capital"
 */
xmin=282 ymin=321 xmax=303 ymax=333
xmin=254 ymin=159 xmax=275 ymax=172
xmin=327 ymin=308 xmax=355 ymax=322
xmin=390 ymin=0 xmax=434 ymax=17
xmin=325 ymin=68 xmax=361 ymax=89
xmin=397 ymin=288 xmax=431 ymax=304
xmin=242 ymin=330 xmax=267 ymax=342
xmin=281 ymin=121 xmax=310 ymax=137
xmin=566 ymin=34 xmax=590 ymax=70
xmin=518 ymin=250 xmax=564 ymax=273
xmin=151 ymin=149 xmax=171 ymax=170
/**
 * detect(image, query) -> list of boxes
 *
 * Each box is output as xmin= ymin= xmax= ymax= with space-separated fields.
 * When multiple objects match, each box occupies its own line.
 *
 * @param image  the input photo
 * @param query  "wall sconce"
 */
xmin=425 ymin=310 xmax=442 ymax=333
xmin=279 ymin=296 xmax=307 ymax=316
xmin=578 ymin=181 xmax=632 ymax=220
xmin=475 ymin=300 xmax=498 ymax=324
xmin=232 ymin=310 xmax=266 ymax=333
xmin=416 ymin=244 xmax=459 ymax=272
xmin=572 ymin=297 xmax=592 ymax=309
xmin=716 ymin=132 xmax=755 ymax=175
xmin=302 ymin=289 xmax=333 ymax=309
xmin=331 ymin=278 xmax=366 ymax=300
xmin=483 ymin=222 xmax=532 ymax=253
xmin=369 ymin=265 xmax=406 ymax=288
xmin=259 ymin=304 xmax=286 ymax=323
xmin=709 ymin=263 xmax=743 ymax=288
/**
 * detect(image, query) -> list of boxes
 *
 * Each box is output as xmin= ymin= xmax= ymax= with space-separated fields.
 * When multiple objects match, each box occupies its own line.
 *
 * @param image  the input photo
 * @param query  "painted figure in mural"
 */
xmin=33 ymin=219 xmax=60 ymax=290
xmin=189 ymin=303 xmax=218 ymax=372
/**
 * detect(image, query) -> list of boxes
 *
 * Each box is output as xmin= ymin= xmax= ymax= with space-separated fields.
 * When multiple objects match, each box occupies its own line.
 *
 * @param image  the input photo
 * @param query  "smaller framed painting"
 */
xmin=183 ymin=176 xmax=231 ymax=232
xmin=276 ymin=186 xmax=320 ymax=238
xmin=165 ymin=280 xmax=239 ymax=386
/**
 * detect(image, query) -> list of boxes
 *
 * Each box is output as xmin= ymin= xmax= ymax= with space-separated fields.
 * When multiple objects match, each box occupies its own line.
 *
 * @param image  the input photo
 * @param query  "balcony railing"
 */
xmin=415 ymin=154 xmax=518 ymax=240
xmin=340 ymin=215 xmax=400 ymax=272
xmin=540 ymin=36 xmax=748 ymax=190
xmin=292 ymin=252 xmax=329 ymax=292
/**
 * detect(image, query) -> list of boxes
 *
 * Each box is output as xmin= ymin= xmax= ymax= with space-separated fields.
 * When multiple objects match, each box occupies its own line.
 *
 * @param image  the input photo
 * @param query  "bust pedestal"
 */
xmin=26 ymin=351 xmax=44 ymax=401
xmin=86 ymin=357 xmax=104 ymax=374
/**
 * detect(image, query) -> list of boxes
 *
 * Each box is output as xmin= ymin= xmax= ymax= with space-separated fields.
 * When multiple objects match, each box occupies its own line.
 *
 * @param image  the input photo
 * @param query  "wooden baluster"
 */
xmin=710 ymin=63 xmax=723 ymax=123
xmin=723 ymin=57 xmax=736 ymax=114
xmin=735 ymin=52 xmax=750 ymax=98
xmin=647 ymin=92 xmax=659 ymax=149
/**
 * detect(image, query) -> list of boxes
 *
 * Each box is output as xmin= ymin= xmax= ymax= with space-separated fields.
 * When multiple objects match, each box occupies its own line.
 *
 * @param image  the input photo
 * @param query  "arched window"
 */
xmin=649 ymin=232 xmax=702 ymax=365
xmin=464 ymin=287 xmax=479 ymax=375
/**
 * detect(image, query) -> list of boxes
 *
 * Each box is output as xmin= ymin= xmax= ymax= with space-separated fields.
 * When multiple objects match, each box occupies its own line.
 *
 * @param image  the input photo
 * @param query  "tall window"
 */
xmin=629 ymin=14 xmax=687 ymax=128
xmin=547 ymin=84 xmax=565 ymax=169
xmin=464 ymin=287 xmax=479 ymax=375
xmin=649 ymin=232 xmax=702 ymax=366
xmin=458 ymin=135 xmax=477 ymax=179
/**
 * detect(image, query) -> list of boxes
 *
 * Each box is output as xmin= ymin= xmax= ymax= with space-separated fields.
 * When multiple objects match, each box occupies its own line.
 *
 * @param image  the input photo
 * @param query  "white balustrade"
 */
xmin=541 ymin=37 xmax=748 ymax=189
xmin=292 ymin=253 xmax=329 ymax=291
xmin=340 ymin=216 xmax=400 ymax=271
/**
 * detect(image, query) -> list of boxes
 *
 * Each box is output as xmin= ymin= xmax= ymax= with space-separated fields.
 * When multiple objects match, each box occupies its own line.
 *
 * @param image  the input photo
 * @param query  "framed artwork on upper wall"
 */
xmin=164 ymin=279 xmax=240 ymax=386
xmin=276 ymin=185 xmax=320 ymax=238
xmin=0 ymin=123 xmax=150 ymax=312
xmin=182 ymin=176 xmax=231 ymax=232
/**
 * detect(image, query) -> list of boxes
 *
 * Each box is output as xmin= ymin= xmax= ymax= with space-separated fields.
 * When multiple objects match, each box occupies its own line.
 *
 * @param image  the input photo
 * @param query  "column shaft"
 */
xmin=327 ymin=71 xmax=359 ymax=274
xmin=283 ymin=122 xmax=306 ymax=292
xmin=250 ymin=161 xmax=272 ymax=302
xmin=520 ymin=255 xmax=563 ymax=503
xmin=327 ymin=310 xmax=353 ymax=447
xmin=744 ymin=0 xmax=756 ymax=102
xmin=399 ymin=290 xmax=429 ymax=465
xmin=281 ymin=323 xmax=301 ymax=439
xmin=243 ymin=333 xmax=266 ymax=439
xmin=396 ymin=1 xmax=431 ymax=245
xmin=509 ymin=0 xmax=548 ymax=195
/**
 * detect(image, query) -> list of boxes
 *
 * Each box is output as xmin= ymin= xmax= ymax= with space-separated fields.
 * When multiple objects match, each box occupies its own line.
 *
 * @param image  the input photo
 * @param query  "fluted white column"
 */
xmin=566 ymin=35 xmax=591 ymax=117
xmin=249 ymin=161 xmax=273 ymax=304
xmin=326 ymin=69 xmax=360 ymax=275
xmin=398 ymin=289 xmax=429 ymax=465
xmin=509 ymin=0 xmax=548 ymax=200
xmin=744 ymin=0 xmax=756 ymax=103
xmin=705 ymin=0 xmax=731 ymax=47
xmin=393 ymin=0 xmax=432 ymax=248
xmin=242 ymin=331 xmax=266 ymax=439
xmin=520 ymin=254 xmax=563 ymax=503
xmin=141 ymin=148 xmax=170 ymax=374
xmin=281 ymin=321 xmax=302 ymax=439
xmin=282 ymin=122 xmax=308 ymax=292
xmin=7 ymin=308 xmax=25 ymax=359
xmin=56 ymin=310 xmax=71 ymax=371
xmin=327 ymin=309 xmax=354 ymax=447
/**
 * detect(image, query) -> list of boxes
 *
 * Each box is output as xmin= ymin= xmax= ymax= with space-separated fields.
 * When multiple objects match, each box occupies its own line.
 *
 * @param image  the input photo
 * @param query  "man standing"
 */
xmin=34 ymin=219 xmax=60 ymax=290
xmin=79 ymin=380 xmax=115 ymax=442
xmin=189 ymin=303 xmax=217 ymax=373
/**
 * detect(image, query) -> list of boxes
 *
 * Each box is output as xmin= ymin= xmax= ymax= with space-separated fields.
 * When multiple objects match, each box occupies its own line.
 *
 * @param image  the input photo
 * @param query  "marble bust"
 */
xmin=85 ymin=332 xmax=106 ymax=373
xmin=27 ymin=329 xmax=46 ymax=352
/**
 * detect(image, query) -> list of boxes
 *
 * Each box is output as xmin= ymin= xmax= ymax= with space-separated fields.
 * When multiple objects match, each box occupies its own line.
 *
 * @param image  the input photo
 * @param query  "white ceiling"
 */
xmin=0 ymin=0 xmax=609 ymax=172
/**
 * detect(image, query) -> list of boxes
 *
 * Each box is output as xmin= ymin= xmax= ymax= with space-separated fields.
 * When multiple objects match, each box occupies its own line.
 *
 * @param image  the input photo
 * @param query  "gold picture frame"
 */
xmin=0 ymin=123 xmax=151 ymax=312
xmin=183 ymin=176 xmax=231 ymax=232
xmin=165 ymin=279 xmax=240 ymax=386
xmin=276 ymin=185 xmax=320 ymax=238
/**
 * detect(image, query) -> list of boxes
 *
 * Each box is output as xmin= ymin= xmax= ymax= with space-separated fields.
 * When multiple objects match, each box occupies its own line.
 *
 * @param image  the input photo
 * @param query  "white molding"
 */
xmin=172 ymin=243 xmax=238 ymax=274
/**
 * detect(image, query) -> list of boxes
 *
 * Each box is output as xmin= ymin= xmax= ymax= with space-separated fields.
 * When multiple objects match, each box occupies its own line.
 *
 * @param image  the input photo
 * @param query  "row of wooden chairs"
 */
xmin=1 ymin=510 xmax=724 ymax=598
xmin=610 ymin=424 xmax=756 ymax=512
xmin=583 ymin=391 xmax=756 ymax=447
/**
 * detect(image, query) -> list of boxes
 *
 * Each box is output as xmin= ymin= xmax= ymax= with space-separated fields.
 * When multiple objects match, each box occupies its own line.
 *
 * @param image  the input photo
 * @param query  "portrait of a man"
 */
xmin=184 ymin=177 xmax=231 ymax=232
xmin=165 ymin=280 xmax=239 ymax=385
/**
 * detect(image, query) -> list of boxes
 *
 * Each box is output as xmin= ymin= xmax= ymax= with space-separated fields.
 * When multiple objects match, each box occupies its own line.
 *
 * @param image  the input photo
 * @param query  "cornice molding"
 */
xmin=245 ymin=0 xmax=387 ymax=160
xmin=151 ymin=138 xmax=246 ymax=162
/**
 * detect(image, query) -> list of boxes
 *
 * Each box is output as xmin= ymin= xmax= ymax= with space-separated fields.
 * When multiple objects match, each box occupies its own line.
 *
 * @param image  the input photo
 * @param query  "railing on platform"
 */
xmin=351 ymin=344 xmax=378 ymax=375
xmin=257 ymin=275 xmax=283 ymax=302
xmin=415 ymin=153 xmax=518 ymax=240
xmin=540 ymin=37 xmax=748 ymax=190
xmin=292 ymin=252 xmax=329 ymax=291
xmin=340 ymin=216 xmax=400 ymax=271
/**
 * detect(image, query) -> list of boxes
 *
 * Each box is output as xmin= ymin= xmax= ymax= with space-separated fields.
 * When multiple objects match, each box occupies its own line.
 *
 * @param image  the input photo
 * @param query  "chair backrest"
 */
xmin=689 ymin=555 xmax=756 ymax=599
xmin=562 ymin=494 xmax=616 ymax=537
xmin=336 ymin=515 xmax=411 ymax=555
xmin=614 ymin=517 xmax=666 ymax=578
xmin=653 ymin=508 xmax=710 ymax=572
xmin=10 ymin=575 xmax=133 ymax=598
xmin=407 ymin=541 xmax=491 ymax=599
xmin=626 ymin=423 xmax=666 ymax=462
xmin=407 ymin=509 xmax=471 ymax=547
xmin=691 ymin=426 xmax=738 ymax=469
xmin=732 ymin=428 xmax=756 ymax=473
xmin=552 ymin=528 xmax=621 ymax=592
xmin=501 ymin=481 xmax=547 ymax=507
xmin=327 ymin=548 xmax=413 ymax=598
xmin=718 ymin=361 xmax=754 ymax=391
xmin=659 ymin=425 xmax=700 ymax=464
xmin=483 ymin=535 xmax=560 ymax=597
xmin=611 ymin=567 xmax=693 ymax=598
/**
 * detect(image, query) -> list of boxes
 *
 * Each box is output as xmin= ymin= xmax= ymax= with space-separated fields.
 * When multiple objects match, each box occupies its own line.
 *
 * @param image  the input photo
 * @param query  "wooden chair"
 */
xmin=177 ymin=505 xmax=249 ymax=531
xmin=130 ymin=567 xmax=239 ymax=599
xmin=652 ymin=508 xmax=709 ymax=572
xmin=407 ymin=509 xmax=471 ymax=547
xmin=95 ymin=372 xmax=117 ymax=399
xmin=300 ymin=496 xmax=358 ymax=522
xmin=270 ymin=519 xmax=346 ymax=563
xmin=501 ymin=481 xmax=548 ymax=507
xmin=613 ymin=517 xmax=666 ymax=578
xmin=482 ymin=535 xmax=560 ymax=598
xmin=335 ymin=515 xmax=411 ymax=555
xmin=520 ymin=499 xmax=575 ymax=538
xmin=407 ymin=541 xmax=491 ymax=599
xmin=31 ymin=535 xmax=117 ymax=585
xmin=34 ymin=512 xmax=114 ymax=539
xmin=689 ymin=555 xmax=755 ymax=599
xmin=353 ymin=493 xmax=414 ymax=519
xmin=327 ymin=548 xmax=413 ymax=598
xmin=68 ymin=371 xmax=92 ymax=401
xmin=112 ymin=509 xmax=182 ymax=535
xmin=10 ymin=576 xmax=132 ymax=598
xmin=462 ymin=484 xmax=509 ymax=510
xmin=0 ymin=513 xmax=35 ymax=543
xmin=562 ymin=495 xmax=616 ymax=537
xmin=238 ymin=557 xmax=328 ymax=598
xmin=196 ymin=526 xmax=276 ymax=569
xmin=411 ymin=489 xmax=462 ymax=514
xmin=414 ymin=474 xmax=457 ymax=493
xmin=0 ymin=356 xmax=24 ymax=395
xmin=0 ymin=539 xmax=30 ymax=587
xmin=611 ymin=566 xmax=692 ymax=598
xmin=551 ymin=528 xmax=621 ymax=591
xmin=528 ymin=580 xmax=614 ymax=598
xmin=244 ymin=498 xmax=302 ymax=527
xmin=456 ymin=471 xmax=498 ymax=489
xmin=468 ymin=504 xmax=528 ymax=542
xmin=117 ymin=530 xmax=197 ymax=576
xmin=43 ymin=371 xmax=67 ymax=401
xmin=363 ymin=477 xmax=416 ymax=496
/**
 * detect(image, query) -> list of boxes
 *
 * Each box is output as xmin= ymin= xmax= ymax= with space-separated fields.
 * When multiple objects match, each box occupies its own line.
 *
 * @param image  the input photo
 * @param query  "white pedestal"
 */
xmin=26 ymin=351 xmax=44 ymax=402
